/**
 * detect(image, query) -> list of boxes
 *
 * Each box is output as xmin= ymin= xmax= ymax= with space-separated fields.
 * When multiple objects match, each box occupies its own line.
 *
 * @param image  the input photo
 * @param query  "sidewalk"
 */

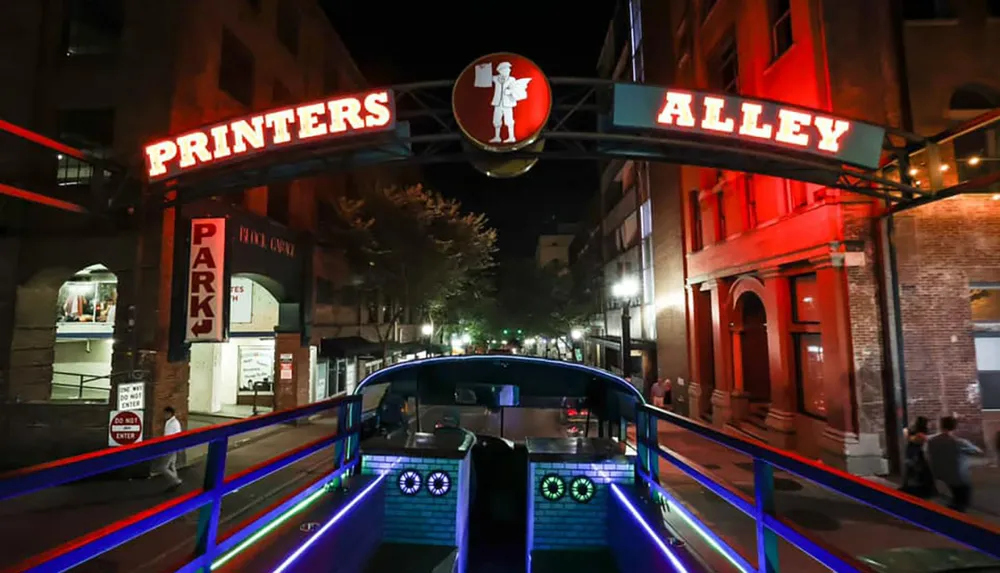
xmin=0 ymin=414 xmax=342 ymax=571
xmin=869 ymin=458 xmax=1000 ymax=518
xmin=652 ymin=422 xmax=998 ymax=573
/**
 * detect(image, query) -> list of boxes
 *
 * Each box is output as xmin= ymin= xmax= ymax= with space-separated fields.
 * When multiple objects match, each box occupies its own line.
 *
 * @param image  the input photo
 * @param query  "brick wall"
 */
xmin=529 ymin=460 xmax=634 ymax=552
xmin=361 ymin=453 xmax=470 ymax=547
xmin=893 ymin=195 xmax=1000 ymax=444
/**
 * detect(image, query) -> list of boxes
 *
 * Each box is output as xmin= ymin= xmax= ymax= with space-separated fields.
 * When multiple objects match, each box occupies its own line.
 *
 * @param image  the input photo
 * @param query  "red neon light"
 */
xmin=0 ymin=182 xmax=88 ymax=213
xmin=656 ymin=90 xmax=853 ymax=156
xmin=0 ymin=119 xmax=87 ymax=161
xmin=144 ymin=89 xmax=396 ymax=181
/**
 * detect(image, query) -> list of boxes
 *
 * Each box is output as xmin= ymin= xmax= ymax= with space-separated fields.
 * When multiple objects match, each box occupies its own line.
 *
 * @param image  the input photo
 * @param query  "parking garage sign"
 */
xmin=186 ymin=218 xmax=226 ymax=342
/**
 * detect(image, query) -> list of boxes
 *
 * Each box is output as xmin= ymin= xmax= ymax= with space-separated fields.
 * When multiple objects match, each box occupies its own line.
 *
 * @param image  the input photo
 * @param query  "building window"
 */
xmin=971 ymin=287 xmax=1000 ymax=323
xmin=62 ymin=0 xmax=124 ymax=57
xmin=267 ymin=181 xmax=290 ymax=225
xmin=715 ymin=191 xmax=727 ymax=241
xmin=715 ymin=33 xmax=739 ymax=94
xmin=639 ymin=199 xmax=653 ymax=239
xmin=769 ymin=0 xmax=793 ymax=60
xmin=701 ymin=0 xmax=718 ymax=23
xmin=902 ymin=0 xmax=955 ymax=20
xmin=742 ymin=176 xmax=758 ymax=230
xmin=55 ymin=109 xmax=115 ymax=186
xmin=277 ymin=1 xmax=300 ymax=56
xmin=273 ymin=81 xmax=292 ymax=106
xmin=795 ymin=333 xmax=826 ymax=418
xmin=990 ymin=0 xmax=1000 ymax=18
xmin=629 ymin=0 xmax=644 ymax=82
xmin=785 ymin=179 xmax=808 ymax=210
xmin=689 ymin=191 xmax=703 ymax=251
xmin=792 ymin=274 xmax=820 ymax=323
xmin=219 ymin=30 xmax=255 ymax=107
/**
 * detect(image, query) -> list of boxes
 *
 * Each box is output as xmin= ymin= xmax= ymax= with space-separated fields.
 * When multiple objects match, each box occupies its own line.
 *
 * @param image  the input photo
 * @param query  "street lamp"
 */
xmin=612 ymin=277 xmax=640 ymax=378
xmin=570 ymin=328 xmax=583 ymax=341
xmin=421 ymin=323 xmax=433 ymax=336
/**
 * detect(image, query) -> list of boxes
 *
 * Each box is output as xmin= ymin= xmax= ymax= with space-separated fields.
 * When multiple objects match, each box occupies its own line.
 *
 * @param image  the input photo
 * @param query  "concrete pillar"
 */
xmin=816 ymin=261 xmax=886 ymax=475
xmin=761 ymin=271 xmax=796 ymax=448
xmin=707 ymin=279 xmax=735 ymax=427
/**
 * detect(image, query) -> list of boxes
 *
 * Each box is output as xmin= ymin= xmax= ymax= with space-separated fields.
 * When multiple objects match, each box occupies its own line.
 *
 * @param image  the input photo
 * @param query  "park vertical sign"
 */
xmin=187 ymin=218 xmax=226 ymax=342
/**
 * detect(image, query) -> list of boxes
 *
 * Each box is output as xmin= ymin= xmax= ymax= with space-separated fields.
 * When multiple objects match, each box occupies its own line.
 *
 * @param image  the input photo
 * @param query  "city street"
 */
xmin=652 ymin=423 xmax=999 ymax=572
xmin=0 ymin=416 xmax=343 ymax=572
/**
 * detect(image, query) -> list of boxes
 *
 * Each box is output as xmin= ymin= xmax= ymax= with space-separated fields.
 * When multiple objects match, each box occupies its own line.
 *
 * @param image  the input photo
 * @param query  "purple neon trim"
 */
xmin=609 ymin=483 xmax=690 ymax=573
xmin=270 ymin=472 xmax=388 ymax=573
xmin=354 ymin=355 xmax=645 ymax=403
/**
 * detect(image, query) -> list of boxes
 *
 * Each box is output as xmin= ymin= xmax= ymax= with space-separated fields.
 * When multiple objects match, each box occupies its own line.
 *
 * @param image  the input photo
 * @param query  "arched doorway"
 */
xmin=735 ymin=292 xmax=771 ymax=404
xmin=187 ymin=275 xmax=280 ymax=417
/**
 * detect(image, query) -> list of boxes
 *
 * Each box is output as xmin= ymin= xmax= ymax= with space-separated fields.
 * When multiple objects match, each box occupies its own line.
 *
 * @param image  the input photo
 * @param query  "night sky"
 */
xmin=322 ymin=1 xmax=618 ymax=256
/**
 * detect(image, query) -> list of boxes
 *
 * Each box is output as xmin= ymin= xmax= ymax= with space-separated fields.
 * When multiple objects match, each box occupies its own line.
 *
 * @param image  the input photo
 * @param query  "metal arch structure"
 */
xmin=155 ymin=78 xmax=930 ymax=208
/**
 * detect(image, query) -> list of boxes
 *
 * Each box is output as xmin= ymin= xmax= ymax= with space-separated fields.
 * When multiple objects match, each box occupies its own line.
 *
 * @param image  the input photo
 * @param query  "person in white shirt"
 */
xmin=160 ymin=406 xmax=183 ymax=490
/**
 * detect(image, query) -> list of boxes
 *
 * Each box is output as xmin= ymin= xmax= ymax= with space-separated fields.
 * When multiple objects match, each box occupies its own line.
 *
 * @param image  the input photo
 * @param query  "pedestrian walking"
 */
xmin=899 ymin=416 xmax=936 ymax=499
xmin=159 ymin=406 xmax=183 ymax=491
xmin=926 ymin=416 xmax=982 ymax=512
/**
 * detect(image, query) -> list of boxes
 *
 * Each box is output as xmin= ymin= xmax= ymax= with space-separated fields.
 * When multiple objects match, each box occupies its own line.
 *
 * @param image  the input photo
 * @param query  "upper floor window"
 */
xmin=769 ymin=0 xmax=793 ymax=60
xmin=701 ymin=0 xmax=718 ymax=23
xmin=714 ymin=33 xmax=739 ymax=94
xmin=689 ymin=191 xmax=703 ymax=251
xmin=972 ymin=286 xmax=1000 ymax=323
xmin=902 ymin=0 xmax=955 ymax=20
xmin=55 ymin=109 xmax=115 ymax=186
xmin=219 ymin=30 xmax=255 ymax=107
xmin=62 ymin=0 xmax=124 ymax=57
xmin=277 ymin=1 xmax=300 ymax=56
xmin=273 ymin=81 xmax=292 ymax=106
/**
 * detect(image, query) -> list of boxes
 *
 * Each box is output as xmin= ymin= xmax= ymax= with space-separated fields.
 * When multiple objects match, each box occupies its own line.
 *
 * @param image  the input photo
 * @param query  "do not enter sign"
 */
xmin=109 ymin=410 xmax=144 ymax=446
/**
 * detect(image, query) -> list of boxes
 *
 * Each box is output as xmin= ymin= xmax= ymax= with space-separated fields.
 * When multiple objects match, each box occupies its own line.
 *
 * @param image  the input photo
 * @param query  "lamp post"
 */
xmin=612 ymin=277 xmax=639 ymax=378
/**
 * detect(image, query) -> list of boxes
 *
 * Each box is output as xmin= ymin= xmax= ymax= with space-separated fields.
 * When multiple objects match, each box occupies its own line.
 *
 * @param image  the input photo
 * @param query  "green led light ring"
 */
xmin=569 ymin=476 xmax=596 ymax=503
xmin=540 ymin=474 xmax=566 ymax=501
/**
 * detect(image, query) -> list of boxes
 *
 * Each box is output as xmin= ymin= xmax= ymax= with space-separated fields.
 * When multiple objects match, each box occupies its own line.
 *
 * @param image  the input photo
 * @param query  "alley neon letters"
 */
xmin=186 ymin=218 xmax=226 ymax=342
xmin=655 ymin=91 xmax=852 ymax=156
xmin=145 ymin=90 xmax=396 ymax=181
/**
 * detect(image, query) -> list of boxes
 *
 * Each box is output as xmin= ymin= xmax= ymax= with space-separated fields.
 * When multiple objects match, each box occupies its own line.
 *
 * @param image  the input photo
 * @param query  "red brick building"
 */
xmin=643 ymin=0 xmax=1000 ymax=474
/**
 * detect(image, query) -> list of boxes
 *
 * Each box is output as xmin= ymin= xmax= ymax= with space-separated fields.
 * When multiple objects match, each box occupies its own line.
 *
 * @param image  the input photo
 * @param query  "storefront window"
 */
xmin=792 ymin=274 xmax=820 ymax=323
xmin=238 ymin=345 xmax=274 ymax=394
xmin=795 ymin=333 xmax=826 ymax=417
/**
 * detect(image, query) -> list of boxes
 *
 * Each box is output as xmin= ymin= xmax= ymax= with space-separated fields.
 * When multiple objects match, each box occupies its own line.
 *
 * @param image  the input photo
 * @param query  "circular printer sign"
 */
xmin=452 ymin=53 xmax=552 ymax=153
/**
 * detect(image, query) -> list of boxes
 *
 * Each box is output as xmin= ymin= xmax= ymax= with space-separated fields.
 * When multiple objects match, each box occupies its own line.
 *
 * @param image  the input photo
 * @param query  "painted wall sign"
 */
xmin=186 ymin=218 xmax=226 ymax=342
xmin=453 ymin=53 xmax=552 ymax=153
xmin=144 ymin=89 xmax=397 ymax=181
xmin=238 ymin=225 xmax=296 ymax=258
xmin=230 ymin=277 xmax=253 ymax=324
xmin=612 ymin=84 xmax=886 ymax=170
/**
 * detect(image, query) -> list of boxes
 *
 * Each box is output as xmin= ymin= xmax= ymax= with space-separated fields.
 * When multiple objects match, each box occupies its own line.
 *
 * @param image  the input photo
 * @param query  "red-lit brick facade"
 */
xmin=648 ymin=0 xmax=1000 ymax=474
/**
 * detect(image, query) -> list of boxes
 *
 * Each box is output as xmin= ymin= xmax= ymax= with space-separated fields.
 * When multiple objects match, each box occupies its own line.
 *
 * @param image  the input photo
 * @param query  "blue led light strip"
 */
xmin=637 ymin=468 xmax=754 ymax=573
xmin=609 ymin=483 xmax=690 ymax=573
xmin=270 ymin=472 xmax=389 ymax=573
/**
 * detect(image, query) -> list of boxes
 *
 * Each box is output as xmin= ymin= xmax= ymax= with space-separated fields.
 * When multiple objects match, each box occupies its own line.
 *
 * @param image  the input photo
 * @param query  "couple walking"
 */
xmin=900 ymin=415 xmax=982 ymax=512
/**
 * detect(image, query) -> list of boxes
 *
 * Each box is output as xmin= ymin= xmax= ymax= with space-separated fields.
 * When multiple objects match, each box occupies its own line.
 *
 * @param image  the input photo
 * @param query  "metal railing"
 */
xmin=49 ymin=371 xmax=116 ymax=401
xmin=633 ymin=403 xmax=1000 ymax=573
xmin=0 ymin=393 xmax=362 ymax=573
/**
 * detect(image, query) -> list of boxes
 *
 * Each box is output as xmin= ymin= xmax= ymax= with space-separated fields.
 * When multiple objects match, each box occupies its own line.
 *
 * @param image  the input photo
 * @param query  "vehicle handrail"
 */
xmin=634 ymin=403 xmax=1000 ymax=573
xmin=0 ymin=393 xmax=361 ymax=502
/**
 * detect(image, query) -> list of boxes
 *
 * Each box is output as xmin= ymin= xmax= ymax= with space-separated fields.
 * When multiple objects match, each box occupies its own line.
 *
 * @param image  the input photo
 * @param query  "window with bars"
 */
xmin=219 ymin=30 xmax=255 ymax=107
xmin=277 ymin=1 xmax=300 ymax=56
xmin=769 ymin=0 xmax=793 ymax=60
xmin=716 ymin=33 xmax=739 ymax=94
xmin=61 ymin=0 xmax=123 ymax=57
xmin=55 ymin=109 xmax=114 ymax=186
